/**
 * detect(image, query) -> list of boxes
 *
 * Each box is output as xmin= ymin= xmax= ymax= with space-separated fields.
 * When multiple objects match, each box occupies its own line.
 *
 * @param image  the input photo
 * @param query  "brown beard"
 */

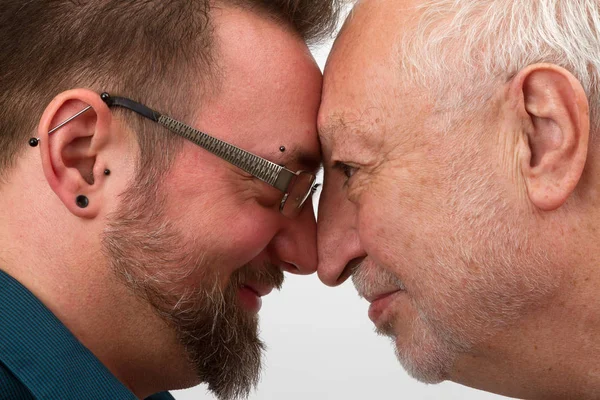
xmin=102 ymin=184 xmax=283 ymax=400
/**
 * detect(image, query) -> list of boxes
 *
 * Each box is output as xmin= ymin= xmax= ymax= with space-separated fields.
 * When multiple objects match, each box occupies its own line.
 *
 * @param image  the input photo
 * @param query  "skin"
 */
xmin=317 ymin=0 xmax=600 ymax=398
xmin=0 ymin=5 xmax=322 ymax=399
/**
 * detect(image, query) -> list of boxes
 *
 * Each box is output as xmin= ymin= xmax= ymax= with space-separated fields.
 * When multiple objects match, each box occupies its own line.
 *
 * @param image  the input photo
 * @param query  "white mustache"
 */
xmin=351 ymin=262 xmax=406 ymax=300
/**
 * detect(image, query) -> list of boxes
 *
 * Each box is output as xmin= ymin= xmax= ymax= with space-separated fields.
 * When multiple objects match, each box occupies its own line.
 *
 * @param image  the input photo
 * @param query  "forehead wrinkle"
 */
xmin=319 ymin=110 xmax=381 ymax=158
xmin=320 ymin=113 xmax=366 ymax=145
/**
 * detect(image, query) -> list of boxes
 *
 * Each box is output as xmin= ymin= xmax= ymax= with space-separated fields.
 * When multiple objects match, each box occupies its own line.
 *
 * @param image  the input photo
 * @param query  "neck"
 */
xmin=0 ymin=171 xmax=191 ymax=398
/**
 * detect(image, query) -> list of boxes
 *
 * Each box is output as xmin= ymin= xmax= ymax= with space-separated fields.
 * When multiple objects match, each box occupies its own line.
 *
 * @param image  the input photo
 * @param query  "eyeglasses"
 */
xmin=46 ymin=92 xmax=318 ymax=218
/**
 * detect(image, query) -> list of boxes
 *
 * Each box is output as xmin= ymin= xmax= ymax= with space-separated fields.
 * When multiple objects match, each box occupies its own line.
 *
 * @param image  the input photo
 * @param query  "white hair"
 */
xmin=400 ymin=0 xmax=600 ymax=130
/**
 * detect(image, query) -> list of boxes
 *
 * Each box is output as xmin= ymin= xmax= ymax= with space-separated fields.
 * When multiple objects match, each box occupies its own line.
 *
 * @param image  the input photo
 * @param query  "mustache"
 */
xmin=229 ymin=262 xmax=285 ymax=291
xmin=351 ymin=262 xmax=405 ymax=300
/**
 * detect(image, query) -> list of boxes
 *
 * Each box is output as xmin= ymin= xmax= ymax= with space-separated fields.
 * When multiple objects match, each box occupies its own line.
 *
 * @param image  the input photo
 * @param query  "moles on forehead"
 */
xmin=319 ymin=0 xmax=444 ymax=162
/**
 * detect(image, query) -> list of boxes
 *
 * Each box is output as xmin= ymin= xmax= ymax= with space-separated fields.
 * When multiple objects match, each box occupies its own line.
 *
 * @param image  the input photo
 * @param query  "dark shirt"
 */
xmin=0 ymin=270 xmax=175 ymax=400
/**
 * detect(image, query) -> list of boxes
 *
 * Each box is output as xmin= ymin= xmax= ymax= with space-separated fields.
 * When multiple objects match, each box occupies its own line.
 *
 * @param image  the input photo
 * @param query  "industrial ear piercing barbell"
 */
xmin=28 ymin=102 xmax=113 ymax=180
xmin=28 ymin=104 xmax=93 ymax=146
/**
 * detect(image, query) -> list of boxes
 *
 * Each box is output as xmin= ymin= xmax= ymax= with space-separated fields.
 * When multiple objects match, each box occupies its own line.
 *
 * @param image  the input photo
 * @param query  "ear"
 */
xmin=37 ymin=89 xmax=113 ymax=218
xmin=511 ymin=64 xmax=590 ymax=211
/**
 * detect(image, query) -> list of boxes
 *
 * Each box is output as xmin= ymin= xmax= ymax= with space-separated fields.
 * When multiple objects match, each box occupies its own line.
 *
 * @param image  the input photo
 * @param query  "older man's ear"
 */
xmin=511 ymin=64 xmax=590 ymax=211
xmin=510 ymin=64 xmax=590 ymax=211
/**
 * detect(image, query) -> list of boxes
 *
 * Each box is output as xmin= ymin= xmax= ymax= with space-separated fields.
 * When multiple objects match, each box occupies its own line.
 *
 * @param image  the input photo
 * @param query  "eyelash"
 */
xmin=334 ymin=161 xmax=358 ymax=186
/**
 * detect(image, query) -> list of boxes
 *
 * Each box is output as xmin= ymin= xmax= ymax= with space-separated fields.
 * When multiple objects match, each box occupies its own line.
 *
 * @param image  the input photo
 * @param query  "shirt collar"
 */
xmin=0 ymin=269 xmax=137 ymax=399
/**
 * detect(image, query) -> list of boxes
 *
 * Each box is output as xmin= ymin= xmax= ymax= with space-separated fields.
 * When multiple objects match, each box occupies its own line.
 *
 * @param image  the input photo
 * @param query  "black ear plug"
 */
xmin=76 ymin=195 xmax=89 ymax=209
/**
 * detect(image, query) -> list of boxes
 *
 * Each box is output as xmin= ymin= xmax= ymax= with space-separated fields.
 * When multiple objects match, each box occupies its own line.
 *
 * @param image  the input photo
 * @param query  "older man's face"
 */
xmin=317 ymin=0 xmax=558 ymax=385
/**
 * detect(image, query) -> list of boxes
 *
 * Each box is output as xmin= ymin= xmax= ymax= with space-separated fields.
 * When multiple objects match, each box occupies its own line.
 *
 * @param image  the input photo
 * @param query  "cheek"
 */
xmin=222 ymin=213 xmax=278 ymax=259
xmin=165 ymin=171 xmax=279 ymax=256
xmin=172 ymin=196 xmax=279 ymax=273
xmin=357 ymin=175 xmax=434 ymax=258
xmin=358 ymin=195 xmax=398 ymax=257
xmin=357 ymin=192 xmax=415 ymax=281
xmin=356 ymin=175 xmax=454 ymax=292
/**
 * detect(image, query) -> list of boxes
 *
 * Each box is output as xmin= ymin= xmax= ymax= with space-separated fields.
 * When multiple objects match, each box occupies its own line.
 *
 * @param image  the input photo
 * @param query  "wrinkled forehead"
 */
xmin=318 ymin=0 xmax=429 ymax=152
xmin=318 ymin=110 xmax=386 ymax=158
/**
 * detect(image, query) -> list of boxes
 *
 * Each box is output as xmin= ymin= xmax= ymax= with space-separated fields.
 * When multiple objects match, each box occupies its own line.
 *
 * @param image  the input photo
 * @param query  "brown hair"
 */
xmin=0 ymin=0 xmax=340 ymax=181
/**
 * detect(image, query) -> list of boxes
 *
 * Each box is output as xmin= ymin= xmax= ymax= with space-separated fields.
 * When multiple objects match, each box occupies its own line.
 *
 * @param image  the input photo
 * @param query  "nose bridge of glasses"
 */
xmin=297 ymin=172 xmax=316 ymax=206
xmin=279 ymin=170 xmax=317 ymax=217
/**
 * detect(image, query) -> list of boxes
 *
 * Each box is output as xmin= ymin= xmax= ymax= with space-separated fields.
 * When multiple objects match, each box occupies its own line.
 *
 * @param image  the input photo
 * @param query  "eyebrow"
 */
xmin=318 ymin=118 xmax=344 ymax=142
xmin=319 ymin=120 xmax=376 ymax=159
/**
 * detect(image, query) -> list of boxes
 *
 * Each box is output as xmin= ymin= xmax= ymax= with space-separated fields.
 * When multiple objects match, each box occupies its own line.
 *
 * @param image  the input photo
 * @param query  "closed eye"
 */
xmin=333 ymin=161 xmax=358 ymax=186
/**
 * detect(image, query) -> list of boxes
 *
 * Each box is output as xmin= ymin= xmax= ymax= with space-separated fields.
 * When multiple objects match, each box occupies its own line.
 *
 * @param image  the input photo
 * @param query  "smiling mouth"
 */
xmin=364 ymin=289 xmax=404 ymax=304
xmin=237 ymin=283 xmax=275 ymax=313
xmin=241 ymin=282 xmax=274 ymax=298
xmin=241 ymin=285 xmax=259 ymax=296
xmin=366 ymin=289 xmax=406 ymax=325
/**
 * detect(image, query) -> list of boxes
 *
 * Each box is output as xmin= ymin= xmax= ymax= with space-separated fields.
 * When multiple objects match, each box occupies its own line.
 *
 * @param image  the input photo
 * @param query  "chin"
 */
xmin=169 ymin=374 xmax=204 ymax=392
xmin=382 ymin=315 xmax=456 ymax=384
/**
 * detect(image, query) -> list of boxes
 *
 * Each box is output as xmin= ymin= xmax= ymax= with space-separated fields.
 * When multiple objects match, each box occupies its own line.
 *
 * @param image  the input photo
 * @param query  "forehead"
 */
xmin=193 ymin=6 xmax=323 ymax=170
xmin=318 ymin=0 xmax=425 ymax=151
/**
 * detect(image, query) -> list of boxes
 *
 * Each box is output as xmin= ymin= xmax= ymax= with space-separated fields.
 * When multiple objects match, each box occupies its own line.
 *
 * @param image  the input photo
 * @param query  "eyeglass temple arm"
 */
xmin=48 ymin=93 xmax=159 ymax=134
xmin=100 ymin=92 xmax=160 ymax=122
xmin=99 ymin=92 xmax=296 ymax=192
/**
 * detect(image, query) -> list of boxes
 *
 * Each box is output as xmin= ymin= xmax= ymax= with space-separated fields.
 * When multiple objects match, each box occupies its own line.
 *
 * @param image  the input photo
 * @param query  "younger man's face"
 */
xmin=104 ymin=6 xmax=323 ymax=399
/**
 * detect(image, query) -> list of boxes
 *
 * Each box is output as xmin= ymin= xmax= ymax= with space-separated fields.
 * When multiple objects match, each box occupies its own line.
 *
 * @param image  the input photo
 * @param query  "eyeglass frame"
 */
xmin=45 ymin=92 xmax=318 ymax=218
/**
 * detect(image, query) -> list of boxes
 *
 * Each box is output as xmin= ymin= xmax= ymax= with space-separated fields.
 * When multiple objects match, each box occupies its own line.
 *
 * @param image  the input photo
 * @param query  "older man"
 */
xmin=317 ymin=0 xmax=600 ymax=398
xmin=0 ymin=1 xmax=338 ymax=399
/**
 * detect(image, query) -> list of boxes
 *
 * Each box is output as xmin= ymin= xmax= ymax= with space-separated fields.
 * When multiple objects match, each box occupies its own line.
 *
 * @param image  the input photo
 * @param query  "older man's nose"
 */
xmin=317 ymin=179 xmax=364 ymax=286
xmin=270 ymin=199 xmax=318 ymax=275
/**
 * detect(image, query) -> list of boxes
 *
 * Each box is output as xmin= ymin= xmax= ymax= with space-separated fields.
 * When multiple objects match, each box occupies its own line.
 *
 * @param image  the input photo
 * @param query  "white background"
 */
xmin=173 ymin=34 xmax=510 ymax=400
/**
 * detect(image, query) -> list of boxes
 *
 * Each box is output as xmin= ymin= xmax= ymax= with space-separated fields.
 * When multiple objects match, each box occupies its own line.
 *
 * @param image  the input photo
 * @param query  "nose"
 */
xmin=317 ymin=171 xmax=365 ymax=286
xmin=268 ymin=199 xmax=318 ymax=275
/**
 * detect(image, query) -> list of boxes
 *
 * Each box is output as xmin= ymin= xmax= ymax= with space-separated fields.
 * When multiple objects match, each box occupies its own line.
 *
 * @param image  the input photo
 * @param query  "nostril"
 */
xmin=280 ymin=261 xmax=314 ymax=275
xmin=280 ymin=261 xmax=299 ymax=274
xmin=338 ymin=256 xmax=365 ymax=284
xmin=346 ymin=257 xmax=364 ymax=273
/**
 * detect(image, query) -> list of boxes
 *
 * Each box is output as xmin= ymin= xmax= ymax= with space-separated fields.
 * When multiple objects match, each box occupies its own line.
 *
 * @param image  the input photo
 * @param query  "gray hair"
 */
xmin=400 ymin=0 xmax=600 ymax=130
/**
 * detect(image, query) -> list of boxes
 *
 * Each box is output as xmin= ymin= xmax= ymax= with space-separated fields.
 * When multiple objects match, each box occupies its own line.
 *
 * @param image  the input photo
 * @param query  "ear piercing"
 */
xmin=73 ymin=169 xmax=110 ymax=209
xmin=27 ymin=134 xmax=112 ymax=178
xmin=279 ymin=146 xmax=286 ymax=152
xmin=27 ymin=138 xmax=112 ymax=177
xmin=49 ymin=106 xmax=92 ymax=135
xmin=28 ymin=102 xmax=93 ymax=148
xmin=75 ymin=168 xmax=109 ymax=209
xmin=76 ymin=195 xmax=89 ymax=209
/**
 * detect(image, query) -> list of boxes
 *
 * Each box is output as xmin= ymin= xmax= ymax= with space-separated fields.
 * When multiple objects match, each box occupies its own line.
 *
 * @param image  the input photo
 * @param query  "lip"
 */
xmin=367 ymin=289 xmax=405 ymax=324
xmin=363 ymin=289 xmax=403 ymax=304
xmin=242 ymin=282 xmax=274 ymax=297
xmin=238 ymin=286 xmax=261 ymax=313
